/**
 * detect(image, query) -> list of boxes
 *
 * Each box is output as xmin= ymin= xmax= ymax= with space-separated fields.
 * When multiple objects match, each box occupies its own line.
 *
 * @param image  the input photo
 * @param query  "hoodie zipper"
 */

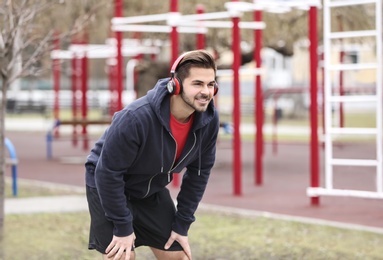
xmin=168 ymin=132 xmax=178 ymax=182
xmin=141 ymin=131 xmax=197 ymax=198
xmin=167 ymin=132 xmax=197 ymax=180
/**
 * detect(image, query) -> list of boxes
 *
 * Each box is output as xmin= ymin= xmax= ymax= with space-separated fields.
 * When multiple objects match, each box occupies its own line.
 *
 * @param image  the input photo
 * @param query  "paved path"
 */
xmin=5 ymin=195 xmax=88 ymax=214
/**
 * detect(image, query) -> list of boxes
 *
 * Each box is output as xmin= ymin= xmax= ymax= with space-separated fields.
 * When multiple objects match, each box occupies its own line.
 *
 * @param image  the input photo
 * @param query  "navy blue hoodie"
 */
xmin=85 ymin=78 xmax=219 ymax=238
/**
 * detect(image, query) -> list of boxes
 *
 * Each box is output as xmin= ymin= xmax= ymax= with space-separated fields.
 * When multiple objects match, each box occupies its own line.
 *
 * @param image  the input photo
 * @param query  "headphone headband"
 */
xmin=170 ymin=52 xmax=189 ymax=76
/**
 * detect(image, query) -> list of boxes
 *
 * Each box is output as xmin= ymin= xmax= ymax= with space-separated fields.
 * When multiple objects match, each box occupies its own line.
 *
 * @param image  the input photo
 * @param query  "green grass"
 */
xmin=3 ymin=181 xmax=383 ymax=259
xmin=4 ymin=211 xmax=383 ymax=260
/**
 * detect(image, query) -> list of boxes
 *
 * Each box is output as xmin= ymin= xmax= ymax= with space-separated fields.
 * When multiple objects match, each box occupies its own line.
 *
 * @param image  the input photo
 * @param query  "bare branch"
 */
xmin=12 ymin=30 xmax=54 ymax=82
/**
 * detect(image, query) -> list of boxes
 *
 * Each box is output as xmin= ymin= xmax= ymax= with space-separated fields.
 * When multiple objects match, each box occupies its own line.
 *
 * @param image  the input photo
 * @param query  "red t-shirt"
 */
xmin=170 ymin=113 xmax=195 ymax=162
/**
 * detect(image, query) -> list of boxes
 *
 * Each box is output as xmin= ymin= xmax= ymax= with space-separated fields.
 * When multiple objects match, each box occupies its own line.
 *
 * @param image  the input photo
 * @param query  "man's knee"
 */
xmin=150 ymin=247 xmax=188 ymax=260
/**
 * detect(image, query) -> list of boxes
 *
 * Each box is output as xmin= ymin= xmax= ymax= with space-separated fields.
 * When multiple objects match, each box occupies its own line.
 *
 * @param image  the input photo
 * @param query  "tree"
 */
xmin=0 ymin=0 xmax=107 ymax=255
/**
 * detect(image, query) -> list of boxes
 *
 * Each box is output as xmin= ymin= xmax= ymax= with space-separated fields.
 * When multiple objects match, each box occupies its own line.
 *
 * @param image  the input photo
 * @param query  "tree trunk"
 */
xmin=0 ymin=75 xmax=7 ymax=259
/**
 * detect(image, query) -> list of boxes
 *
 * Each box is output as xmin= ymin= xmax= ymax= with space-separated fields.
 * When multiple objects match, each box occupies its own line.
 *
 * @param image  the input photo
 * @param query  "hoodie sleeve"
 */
xmin=85 ymin=130 xmax=106 ymax=187
xmin=172 ymin=112 xmax=220 ymax=236
xmin=85 ymin=110 xmax=122 ymax=188
xmin=95 ymin=110 xmax=142 ymax=237
xmin=86 ymin=110 xmax=122 ymax=168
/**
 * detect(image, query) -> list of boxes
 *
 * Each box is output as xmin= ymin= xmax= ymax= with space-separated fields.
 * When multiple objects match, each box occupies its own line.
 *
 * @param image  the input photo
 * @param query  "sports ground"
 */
xmin=4 ymin=120 xmax=383 ymax=233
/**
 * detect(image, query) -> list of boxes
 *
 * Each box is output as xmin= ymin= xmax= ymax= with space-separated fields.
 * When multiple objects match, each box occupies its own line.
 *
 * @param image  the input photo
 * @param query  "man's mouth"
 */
xmin=196 ymin=96 xmax=210 ymax=105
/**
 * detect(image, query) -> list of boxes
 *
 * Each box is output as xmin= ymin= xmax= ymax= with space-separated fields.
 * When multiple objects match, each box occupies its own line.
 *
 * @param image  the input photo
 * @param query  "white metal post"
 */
xmin=375 ymin=0 xmax=382 ymax=193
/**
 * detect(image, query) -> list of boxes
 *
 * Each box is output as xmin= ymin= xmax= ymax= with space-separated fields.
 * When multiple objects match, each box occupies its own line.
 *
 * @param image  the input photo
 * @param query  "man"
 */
xmin=85 ymin=49 xmax=220 ymax=260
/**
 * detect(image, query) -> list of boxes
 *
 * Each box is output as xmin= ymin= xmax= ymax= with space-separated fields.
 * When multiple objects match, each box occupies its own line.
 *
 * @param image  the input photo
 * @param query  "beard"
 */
xmin=180 ymin=91 xmax=211 ymax=113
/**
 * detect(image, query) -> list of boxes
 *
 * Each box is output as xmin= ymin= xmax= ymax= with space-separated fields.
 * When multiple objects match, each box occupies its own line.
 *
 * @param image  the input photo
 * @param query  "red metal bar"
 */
xmin=232 ymin=0 xmax=242 ymax=196
xmin=133 ymin=32 xmax=143 ymax=98
xmin=196 ymin=4 xmax=205 ymax=50
xmin=309 ymin=6 xmax=320 ymax=206
xmin=81 ymin=39 xmax=89 ymax=151
xmin=254 ymin=10 xmax=263 ymax=186
xmin=71 ymin=51 xmax=78 ymax=147
xmin=108 ymin=62 xmax=117 ymax=117
xmin=53 ymin=33 xmax=60 ymax=138
xmin=170 ymin=0 xmax=180 ymax=188
xmin=115 ymin=0 xmax=123 ymax=111
xmin=170 ymin=0 xmax=179 ymax=64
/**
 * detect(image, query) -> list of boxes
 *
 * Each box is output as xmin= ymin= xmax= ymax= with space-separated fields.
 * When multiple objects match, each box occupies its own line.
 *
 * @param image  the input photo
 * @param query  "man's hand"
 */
xmin=105 ymin=233 xmax=136 ymax=260
xmin=164 ymin=231 xmax=192 ymax=260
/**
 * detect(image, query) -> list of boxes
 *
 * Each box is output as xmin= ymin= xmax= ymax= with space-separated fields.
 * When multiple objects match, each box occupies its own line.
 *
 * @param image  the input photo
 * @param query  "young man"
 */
xmin=85 ymin=50 xmax=220 ymax=260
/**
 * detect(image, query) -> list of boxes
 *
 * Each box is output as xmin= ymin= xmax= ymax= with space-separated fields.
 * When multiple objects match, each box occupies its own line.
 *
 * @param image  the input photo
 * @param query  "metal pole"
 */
xmin=170 ymin=0 xmax=180 ymax=188
xmin=309 ymin=6 xmax=320 ymax=206
xmin=115 ymin=0 xmax=124 ymax=111
xmin=71 ymin=44 xmax=78 ymax=147
xmin=337 ymin=14 xmax=345 ymax=128
xmin=108 ymin=61 xmax=117 ymax=117
xmin=254 ymin=10 xmax=263 ymax=186
xmin=321 ymin=52 xmax=325 ymax=141
xmin=53 ymin=33 xmax=60 ymax=138
xmin=375 ymin=0 xmax=382 ymax=194
xmin=196 ymin=4 xmax=205 ymax=49
xmin=232 ymin=0 xmax=242 ymax=196
xmin=170 ymin=0 xmax=179 ymax=64
xmin=81 ymin=37 xmax=89 ymax=151
xmin=5 ymin=138 xmax=18 ymax=197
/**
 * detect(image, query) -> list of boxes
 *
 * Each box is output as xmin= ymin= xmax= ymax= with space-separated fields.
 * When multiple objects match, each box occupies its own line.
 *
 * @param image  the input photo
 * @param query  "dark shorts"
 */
xmin=86 ymin=185 xmax=183 ymax=254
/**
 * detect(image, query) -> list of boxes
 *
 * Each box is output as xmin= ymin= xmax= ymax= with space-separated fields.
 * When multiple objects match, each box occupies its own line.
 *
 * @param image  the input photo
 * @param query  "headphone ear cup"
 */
xmin=172 ymin=77 xmax=182 ymax=95
xmin=167 ymin=79 xmax=175 ymax=94
xmin=213 ymin=82 xmax=219 ymax=96
xmin=167 ymin=77 xmax=182 ymax=95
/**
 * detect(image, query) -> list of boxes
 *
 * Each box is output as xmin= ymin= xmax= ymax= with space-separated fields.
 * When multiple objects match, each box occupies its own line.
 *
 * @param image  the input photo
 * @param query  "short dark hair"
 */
xmin=174 ymin=50 xmax=217 ymax=82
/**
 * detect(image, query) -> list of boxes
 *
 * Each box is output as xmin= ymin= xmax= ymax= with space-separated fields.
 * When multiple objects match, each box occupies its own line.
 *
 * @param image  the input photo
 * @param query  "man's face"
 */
xmin=180 ymin=67 xmax=216 ymax=113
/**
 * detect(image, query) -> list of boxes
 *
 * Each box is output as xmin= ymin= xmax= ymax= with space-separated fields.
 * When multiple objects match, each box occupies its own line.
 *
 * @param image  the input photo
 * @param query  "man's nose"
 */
xmin=200 ymin=84 xmax=210 ymax=94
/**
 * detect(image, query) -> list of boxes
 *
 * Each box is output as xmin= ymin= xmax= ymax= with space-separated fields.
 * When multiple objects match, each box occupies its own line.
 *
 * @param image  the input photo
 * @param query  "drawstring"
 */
xmin=161 ymin=127 xmax=164 ymax=174
xmin=161 ymin=127 xmax=171 ymax=182
xmin=198 ymin=131 xmax=202 ymax=176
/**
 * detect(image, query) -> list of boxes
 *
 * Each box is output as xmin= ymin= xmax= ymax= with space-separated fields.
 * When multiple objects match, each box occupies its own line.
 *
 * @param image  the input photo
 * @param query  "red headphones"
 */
xmin=166 ymin=52 xmax=218 ymax=96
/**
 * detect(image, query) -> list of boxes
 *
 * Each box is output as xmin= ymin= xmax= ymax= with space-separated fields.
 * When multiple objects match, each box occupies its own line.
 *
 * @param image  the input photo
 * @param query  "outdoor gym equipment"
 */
xmin=5 ymin=138 xmax=18 ymax=197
